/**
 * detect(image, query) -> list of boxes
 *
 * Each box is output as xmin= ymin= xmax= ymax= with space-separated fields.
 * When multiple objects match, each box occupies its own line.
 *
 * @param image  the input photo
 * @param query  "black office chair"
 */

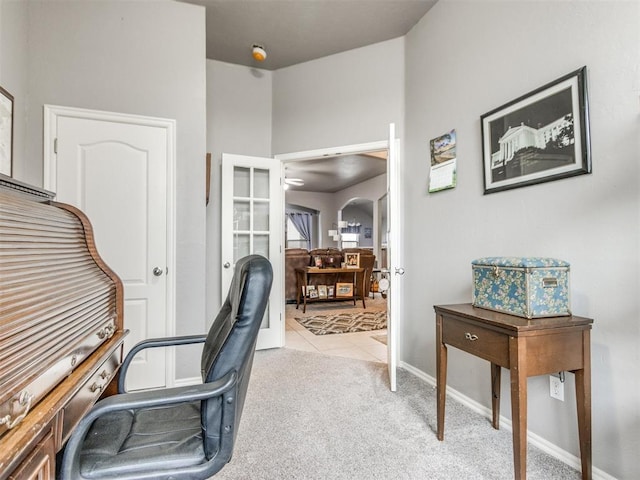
xmin=60 ymin=255 xmax=273 ymax=480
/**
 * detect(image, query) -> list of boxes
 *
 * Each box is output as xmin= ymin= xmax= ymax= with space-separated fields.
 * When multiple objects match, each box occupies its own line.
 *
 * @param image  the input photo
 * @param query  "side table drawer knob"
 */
xmin=465 ymin=332 xmax=479 ymax=341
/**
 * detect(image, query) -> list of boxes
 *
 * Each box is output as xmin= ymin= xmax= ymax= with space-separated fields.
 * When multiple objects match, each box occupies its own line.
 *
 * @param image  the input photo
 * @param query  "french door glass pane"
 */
xmin=233 ymin=234 xmax=250 ymax=263
xmin=234 ymin=167 xmax=250 ymax=197
xmin=254 ymin=234 xmax=269 ymax=259
xmin=253 ymin=201 xmax=269 ymax=231
xmin=260 ymin=304 xmax=270 ymax=329
xmin=254 ymin=168 xmax=270 ymax=198
xmin=233 ymin=200 xmax=250 ymax=231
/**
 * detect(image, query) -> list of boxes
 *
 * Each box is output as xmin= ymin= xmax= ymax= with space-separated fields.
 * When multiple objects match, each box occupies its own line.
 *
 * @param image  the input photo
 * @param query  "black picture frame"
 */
xmin=0 ymin=85 xmax=14 ymax=177
xmin=481 ymin=66 xmax=591 ymax=194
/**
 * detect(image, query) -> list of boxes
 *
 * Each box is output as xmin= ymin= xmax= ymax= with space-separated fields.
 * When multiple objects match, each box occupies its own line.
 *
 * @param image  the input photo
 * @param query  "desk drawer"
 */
xmin=442 ymin=318 xmax=510 ymax=366
xmin=60 ymin=350 xmax=120 ymax=445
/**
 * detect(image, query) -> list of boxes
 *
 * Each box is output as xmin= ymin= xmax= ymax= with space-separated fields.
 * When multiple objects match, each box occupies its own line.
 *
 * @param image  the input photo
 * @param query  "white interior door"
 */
xmin=44 ymin=106 xmax=175 ymax=391
xmin=386 ymin=123 xmax=402 ymax=392
xmin=221 ymin=153 xmax=284 ymax=350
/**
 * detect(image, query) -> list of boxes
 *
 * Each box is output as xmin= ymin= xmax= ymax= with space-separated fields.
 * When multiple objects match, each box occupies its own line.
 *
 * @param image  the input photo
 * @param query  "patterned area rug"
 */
xmin=295 ymin=310 xmax=387 ymax=335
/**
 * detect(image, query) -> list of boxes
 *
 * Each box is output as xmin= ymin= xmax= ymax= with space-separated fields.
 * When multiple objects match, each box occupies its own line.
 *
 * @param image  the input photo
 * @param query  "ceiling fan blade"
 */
xmin=285 ymin=178 xmax=304 ymax=186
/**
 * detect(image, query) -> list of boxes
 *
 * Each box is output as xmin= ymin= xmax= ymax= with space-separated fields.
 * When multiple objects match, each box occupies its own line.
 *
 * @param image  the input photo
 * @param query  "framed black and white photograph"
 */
xmin=481 ymin=66 xmax=591 ymax=194
xmin=0 ymin=86 xmax=14 ymax=177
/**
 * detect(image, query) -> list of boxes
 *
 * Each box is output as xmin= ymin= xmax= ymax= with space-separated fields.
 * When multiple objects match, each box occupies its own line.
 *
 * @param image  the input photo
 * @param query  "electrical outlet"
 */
xmin=550 ymin=375 xmax=564 ymax=401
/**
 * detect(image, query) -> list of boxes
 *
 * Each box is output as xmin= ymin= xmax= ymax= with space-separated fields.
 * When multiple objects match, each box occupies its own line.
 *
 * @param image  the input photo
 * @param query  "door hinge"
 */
xmin=53 ymin=138 xmax=58 ymax=154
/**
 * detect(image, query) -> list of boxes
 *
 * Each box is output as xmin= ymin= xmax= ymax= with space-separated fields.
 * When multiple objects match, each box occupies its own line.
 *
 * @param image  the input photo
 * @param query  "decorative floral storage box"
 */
xmin=472 ymin=257 xmax=571 ymax=318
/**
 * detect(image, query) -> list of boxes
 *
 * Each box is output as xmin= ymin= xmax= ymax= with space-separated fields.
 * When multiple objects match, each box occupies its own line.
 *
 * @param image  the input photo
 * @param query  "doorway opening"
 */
xmin=277 ymin=142 xmax=389 ymax=364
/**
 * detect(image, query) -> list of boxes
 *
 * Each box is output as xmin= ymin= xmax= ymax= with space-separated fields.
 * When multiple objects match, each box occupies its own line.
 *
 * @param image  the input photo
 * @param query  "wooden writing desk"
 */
xmin=434 ymin=304 xmax=593 ymax=480
xmin=295 ymin=267 xmax=366 ymax=313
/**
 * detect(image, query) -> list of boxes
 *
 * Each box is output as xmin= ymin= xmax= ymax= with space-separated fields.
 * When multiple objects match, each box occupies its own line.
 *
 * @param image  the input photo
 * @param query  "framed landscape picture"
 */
xmin=0 ymin=86 xmax=14 ymax=177
xmin=481 ymin=66 xmax=591 ymax=194
xmin=336 ymin=283 xmax=353 ymax=297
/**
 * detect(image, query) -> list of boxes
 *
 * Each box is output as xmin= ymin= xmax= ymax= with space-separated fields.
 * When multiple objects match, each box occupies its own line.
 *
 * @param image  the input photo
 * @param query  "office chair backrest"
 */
xmin=200 ymin=254 xmax=273 ymax=458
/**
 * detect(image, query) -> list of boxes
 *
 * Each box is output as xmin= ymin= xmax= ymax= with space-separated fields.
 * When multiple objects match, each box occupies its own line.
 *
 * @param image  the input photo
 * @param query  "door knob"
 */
xmin=395 ymin=267 xmax=405 ymax=275
xmin=223 ymin=262 xmax=231 ymax=269
xmin=153 ymin=267 xmax=164 ymax=277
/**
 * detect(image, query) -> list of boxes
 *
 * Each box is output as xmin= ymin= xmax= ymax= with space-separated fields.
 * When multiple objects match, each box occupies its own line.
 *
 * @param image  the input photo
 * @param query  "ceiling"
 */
xmin=178 ymin=0 xmax=437 ymax=70
xmin=178 ymin=0 xmax=435 ymax=192
xmin=284 ymin=151 xmax=387 ymax=193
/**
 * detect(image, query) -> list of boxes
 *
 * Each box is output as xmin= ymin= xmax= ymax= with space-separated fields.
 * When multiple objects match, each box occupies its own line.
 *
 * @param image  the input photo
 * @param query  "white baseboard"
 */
xmin=399 ymin=361 xmax=616 ymax=480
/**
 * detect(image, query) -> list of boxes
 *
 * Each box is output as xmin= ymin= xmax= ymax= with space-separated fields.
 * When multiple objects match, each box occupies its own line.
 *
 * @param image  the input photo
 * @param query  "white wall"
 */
xmin=272 ymin=38 xmax=404 ymax=155
xmin=342 ymin=204 xmax=373 ymax=248
xmin=3 ymin=0 xmax=208 ymax=381
xmin=0 ymin=0 xmax=28 ymax=178
xmin=285 ymin=173 xmax=386 ymax=250
xmin=286 ymin=190 xmax=336 ymax=248
xmin=206 ymin=60 xmax=272 ymax=319
xmin=404 ymin=2 xmax=639 ymax=478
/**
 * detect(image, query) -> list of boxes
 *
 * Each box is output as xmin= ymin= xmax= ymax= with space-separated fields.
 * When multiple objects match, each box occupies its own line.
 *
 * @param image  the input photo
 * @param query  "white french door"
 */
xmin=221 ymin=153 xmax=284 ymax=350
xmin=386 ymin=123 xmax=402 ymax=392
xmin=44 ymin=105 xmax=176 ymax=391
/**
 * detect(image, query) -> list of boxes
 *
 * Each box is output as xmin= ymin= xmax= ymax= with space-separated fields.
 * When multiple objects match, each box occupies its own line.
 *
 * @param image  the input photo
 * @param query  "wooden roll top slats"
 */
xmin=0 ymin=187 xmax=124 ymax=440
xmin=0 ymin=292 xmax=113 ymax=367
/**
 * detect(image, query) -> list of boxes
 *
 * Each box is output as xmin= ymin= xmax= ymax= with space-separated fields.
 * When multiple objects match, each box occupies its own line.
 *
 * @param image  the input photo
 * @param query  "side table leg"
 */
xmin=575 ymin=330 xmax=592 ymax=480
xmin=491 ymin=363 xmax=501 ymax=430
xmin=295 ymin=270 xmax=301 ymax=310
xmin=302 ymin=272 xmax=308 ymax=314
xmin=436 ymin=313 xmax=447 ymax=441
xmin=509 ymin=337 xmax=528 ymax=480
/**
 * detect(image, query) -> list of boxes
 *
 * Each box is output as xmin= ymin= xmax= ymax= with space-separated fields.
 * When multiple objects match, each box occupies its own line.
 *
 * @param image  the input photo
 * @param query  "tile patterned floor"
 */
xmin=285 ymin=298 xmax=388 ymax=363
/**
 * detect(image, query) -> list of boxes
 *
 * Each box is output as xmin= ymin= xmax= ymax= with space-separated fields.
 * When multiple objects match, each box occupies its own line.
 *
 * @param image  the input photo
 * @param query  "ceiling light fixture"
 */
xmin=252 ymin=44 xmax=266 ymax=62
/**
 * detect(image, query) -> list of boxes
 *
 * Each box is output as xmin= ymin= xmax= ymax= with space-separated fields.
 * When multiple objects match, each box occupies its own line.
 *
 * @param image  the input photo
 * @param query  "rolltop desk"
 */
xmin=0 ymin=175 xmax=128 ymax=479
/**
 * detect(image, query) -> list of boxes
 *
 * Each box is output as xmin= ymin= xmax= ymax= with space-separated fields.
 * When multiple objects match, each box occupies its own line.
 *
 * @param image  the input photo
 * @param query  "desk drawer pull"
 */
xmin=90 ymin=382 xmax=105 ymax=394
xmin=465 ymin=332 xmax=479 ymax=341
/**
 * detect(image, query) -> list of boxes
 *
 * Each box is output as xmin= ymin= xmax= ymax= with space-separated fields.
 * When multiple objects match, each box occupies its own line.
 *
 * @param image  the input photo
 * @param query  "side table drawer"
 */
xmin=442 ymin=318 xmax=510 ymax=366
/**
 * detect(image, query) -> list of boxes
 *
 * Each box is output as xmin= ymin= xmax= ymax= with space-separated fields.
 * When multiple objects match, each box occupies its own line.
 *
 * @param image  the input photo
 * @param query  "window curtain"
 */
xmin=287 ymin=212 xmax=312 ymax=250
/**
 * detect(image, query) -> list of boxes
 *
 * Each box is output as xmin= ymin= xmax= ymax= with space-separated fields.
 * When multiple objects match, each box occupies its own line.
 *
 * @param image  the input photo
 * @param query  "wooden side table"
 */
xmin=434 ymin=303 xmax=593 ymax=480
xmin=295 ymin=267 xmax=366 ymax=313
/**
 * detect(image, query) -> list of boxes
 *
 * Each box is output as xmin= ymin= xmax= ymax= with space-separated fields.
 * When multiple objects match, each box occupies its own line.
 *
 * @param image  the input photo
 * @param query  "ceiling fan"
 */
xmin=283 ymin=177 xmax=304 ymax=189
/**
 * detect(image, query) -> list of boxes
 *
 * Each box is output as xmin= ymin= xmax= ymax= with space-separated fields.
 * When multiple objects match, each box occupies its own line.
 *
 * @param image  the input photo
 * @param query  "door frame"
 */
xmin=275 ymin=137 xmax=401 ymax=373
xmin=43 ymin=105 xmax=178 ymax=387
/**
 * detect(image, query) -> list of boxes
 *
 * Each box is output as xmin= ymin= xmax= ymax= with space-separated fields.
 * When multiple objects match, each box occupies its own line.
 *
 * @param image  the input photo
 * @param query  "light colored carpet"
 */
xmin=214 ymin=348 xmax=581 ymax=480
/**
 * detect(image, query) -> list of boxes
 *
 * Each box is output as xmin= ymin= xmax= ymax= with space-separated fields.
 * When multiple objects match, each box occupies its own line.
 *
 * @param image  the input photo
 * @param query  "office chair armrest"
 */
xmin=61 ymin=370 xmax=237 ymax=479
xmin=118 ymin=334 xmax=207 ymax=393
